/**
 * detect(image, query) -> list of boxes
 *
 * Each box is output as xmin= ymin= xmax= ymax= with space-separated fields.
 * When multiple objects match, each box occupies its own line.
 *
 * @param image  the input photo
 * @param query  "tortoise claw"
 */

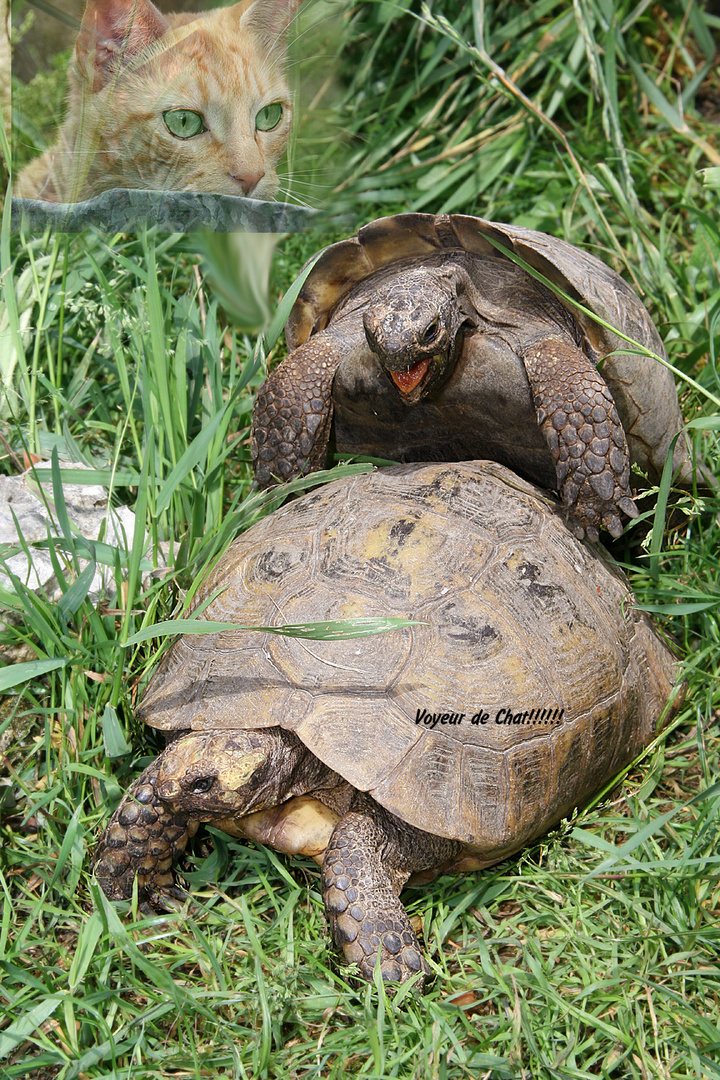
xmin=604 ymin=515 xmax=624 ymax=540
xmin=618 ymin=496 xmax=640 ymax=519
xmin=145 ymin=884 xmax=193 ymax=914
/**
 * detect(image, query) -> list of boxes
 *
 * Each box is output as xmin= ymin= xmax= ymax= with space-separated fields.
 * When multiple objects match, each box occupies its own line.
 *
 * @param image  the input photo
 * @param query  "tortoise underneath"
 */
xmin=95 ymin=461 xmax=680 ymax=983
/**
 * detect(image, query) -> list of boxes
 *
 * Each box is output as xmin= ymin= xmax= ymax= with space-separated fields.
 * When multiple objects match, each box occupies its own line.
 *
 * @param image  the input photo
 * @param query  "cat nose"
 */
xmin=230 ymin=170 xmax=265 ymax=195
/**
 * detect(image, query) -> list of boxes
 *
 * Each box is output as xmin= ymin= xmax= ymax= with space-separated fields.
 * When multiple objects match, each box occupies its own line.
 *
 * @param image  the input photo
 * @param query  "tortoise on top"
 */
xmin=251 ymin=213 xmax=689 ymax=540
xmin=94 ymin=461 xmax=681 ymax=983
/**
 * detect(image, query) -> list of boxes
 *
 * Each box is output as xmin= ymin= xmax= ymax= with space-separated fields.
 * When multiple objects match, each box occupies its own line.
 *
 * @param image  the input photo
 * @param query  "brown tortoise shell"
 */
xmin=137 ymin=460 xmax=680 ymax=865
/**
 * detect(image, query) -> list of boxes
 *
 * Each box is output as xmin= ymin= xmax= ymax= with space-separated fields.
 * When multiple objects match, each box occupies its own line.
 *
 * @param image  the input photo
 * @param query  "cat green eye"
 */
xmin=163 ymin=109 xmax=206 ymax=139
xmin=255 ymin=103 xmax=284 ymax=132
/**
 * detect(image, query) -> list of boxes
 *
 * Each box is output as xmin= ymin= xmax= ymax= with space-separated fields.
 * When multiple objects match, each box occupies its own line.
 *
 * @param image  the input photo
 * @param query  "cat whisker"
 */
xmin=275 ymin=172 xmax=327 ymax=189
xmin=287 ymin=49 xmax=334 ymax=69
xmin=276 ymin=166 xmax=338 ymax=174
xmin=274 ymin=183 xmax=314 ymax=201
xmin=274 ymin=186 xmax=323 ymax=209
xmin=287 ymin=52 xmax=336 ymax=74
xmin=276 ymin=187 xmax=331 ymax=203
xmin=276 ymin=176 xmax=333 ymax=188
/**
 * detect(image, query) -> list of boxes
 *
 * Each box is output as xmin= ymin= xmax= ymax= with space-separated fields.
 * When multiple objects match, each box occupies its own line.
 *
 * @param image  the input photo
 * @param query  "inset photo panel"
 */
xmin=11 ymin=0 xmax=347 ymax=231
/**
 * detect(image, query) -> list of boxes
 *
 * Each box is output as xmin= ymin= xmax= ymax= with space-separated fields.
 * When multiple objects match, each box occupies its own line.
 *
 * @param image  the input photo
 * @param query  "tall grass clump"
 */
xmin=1 ymin=1 xmax=719 ymax=1077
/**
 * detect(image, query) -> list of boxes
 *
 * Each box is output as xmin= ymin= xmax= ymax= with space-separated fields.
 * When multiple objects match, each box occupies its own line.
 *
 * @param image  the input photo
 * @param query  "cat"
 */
xmin=15 ymin=0 xmax=302 ymax=203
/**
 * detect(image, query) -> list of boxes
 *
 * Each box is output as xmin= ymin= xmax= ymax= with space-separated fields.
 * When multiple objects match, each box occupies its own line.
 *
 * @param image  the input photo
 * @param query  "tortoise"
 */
xmin=94 ymin=460 xmax=680 ymax=983
xmin=251 ymin=213 xmax=691 ymax=541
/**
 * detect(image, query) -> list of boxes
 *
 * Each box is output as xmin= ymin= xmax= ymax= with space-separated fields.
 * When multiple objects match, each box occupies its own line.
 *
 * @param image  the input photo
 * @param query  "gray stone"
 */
xmin=0 ymin=466 xmax=165 ymax=623
xmin=11 ymin=189 xmax=321 ymax=233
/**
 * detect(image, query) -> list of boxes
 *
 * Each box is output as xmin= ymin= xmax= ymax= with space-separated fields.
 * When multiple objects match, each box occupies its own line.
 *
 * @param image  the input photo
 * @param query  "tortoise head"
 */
xmin=154 ymin=730 xmax=295 ymax=819
xmin=362 ymin=267 xmax=466 ymax=404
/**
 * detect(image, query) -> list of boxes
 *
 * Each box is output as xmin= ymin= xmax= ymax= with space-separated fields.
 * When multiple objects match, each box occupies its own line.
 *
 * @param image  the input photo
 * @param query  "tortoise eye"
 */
xmin=422 ymin=318 xmax=440 ymax=344
xmin=191 ymin=777 xmax=214 ymax=794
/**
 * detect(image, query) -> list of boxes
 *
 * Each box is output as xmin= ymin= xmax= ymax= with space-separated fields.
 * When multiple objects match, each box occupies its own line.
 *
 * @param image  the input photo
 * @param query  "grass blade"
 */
xmin=0 ymin=658 xmax=67 ymax=690
xmin=123 ymin=615 xmax=421 ymax=647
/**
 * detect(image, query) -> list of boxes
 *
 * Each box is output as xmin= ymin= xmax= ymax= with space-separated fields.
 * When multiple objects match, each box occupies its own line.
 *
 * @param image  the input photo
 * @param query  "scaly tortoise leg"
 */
xmin=322 ymin=801 xmax=462 ymax=983
xmin=94 ymin=758 xmax=197 ymax=904
xmin=251 ymin=321 xmax=367 ymax=489
xmin=523 ymin=337 xmax=639 ymax=541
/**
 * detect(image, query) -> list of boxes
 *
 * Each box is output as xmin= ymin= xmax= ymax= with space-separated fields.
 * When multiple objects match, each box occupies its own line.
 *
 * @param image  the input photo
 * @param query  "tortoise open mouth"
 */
xmin=389 ymin=357 xmax=434 ymax=396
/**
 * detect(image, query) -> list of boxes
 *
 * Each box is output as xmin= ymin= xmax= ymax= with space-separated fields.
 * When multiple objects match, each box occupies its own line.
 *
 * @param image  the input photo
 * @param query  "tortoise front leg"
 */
xmin=94 ymin=758 xmax=198 ymax=904
xmin=251 ymin=320 xmax=367 ymax=489
xmin=523 ymin=337 xmax=639 ymax=541
xmin=322 ymin=801 xmax=462 ymax=984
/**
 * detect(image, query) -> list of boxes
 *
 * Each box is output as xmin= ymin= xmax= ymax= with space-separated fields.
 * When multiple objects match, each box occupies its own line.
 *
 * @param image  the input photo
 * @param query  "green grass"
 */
xmin=2 ymin=1 xmax=720 ymax=1077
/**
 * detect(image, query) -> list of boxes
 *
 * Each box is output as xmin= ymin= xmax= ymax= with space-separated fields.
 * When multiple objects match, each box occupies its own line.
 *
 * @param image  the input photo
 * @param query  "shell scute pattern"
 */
xmin=457 ymin=744 xmax=511 ymax=848
xmin=293 ymin=694 xmax=422 ymax=791
xmin=317 ymin=511 xmax=487 ymax=607
xmin=136 ymin=461 xmax=678 ymax=853
xmin=394 ymin=465 xmax=548 ymax=542
xmin=553 ymin=725 xmax=590 ymax=810
xmin=506 ymin=736 xmax=553 ymax=835
xmin=267 ymin=585 xmax=413 ymax=694
xmin=318 ymin=523 xmax=415 ymax=605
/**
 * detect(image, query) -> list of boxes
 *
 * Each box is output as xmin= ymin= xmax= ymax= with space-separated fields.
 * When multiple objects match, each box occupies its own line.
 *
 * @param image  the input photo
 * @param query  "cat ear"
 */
xmin=236 ymin=0 xmax=303 ymax=51
xmin=77 ymin=0 xmax=171 ymax=89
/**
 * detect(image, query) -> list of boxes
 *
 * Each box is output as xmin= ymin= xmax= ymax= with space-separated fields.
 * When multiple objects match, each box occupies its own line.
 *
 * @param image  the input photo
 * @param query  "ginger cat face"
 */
xmin=16 ymin=0 xmax=301 ymax=203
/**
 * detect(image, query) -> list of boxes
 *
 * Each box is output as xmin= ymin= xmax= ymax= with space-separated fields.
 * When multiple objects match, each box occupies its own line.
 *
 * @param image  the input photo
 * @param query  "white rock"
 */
xmin=0 ymin=465 xmax=164 ymax=616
